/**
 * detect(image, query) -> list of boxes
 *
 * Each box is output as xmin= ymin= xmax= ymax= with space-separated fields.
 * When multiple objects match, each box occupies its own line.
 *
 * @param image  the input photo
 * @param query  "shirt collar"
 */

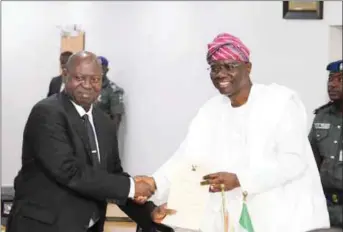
xmin=70 ymin=100 xmax=93 ymax=119
xmin=329 ymin=102 xmax=342 ymax=115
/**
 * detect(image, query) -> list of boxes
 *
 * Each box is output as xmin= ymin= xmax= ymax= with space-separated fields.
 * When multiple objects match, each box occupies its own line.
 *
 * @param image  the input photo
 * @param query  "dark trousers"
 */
xmin=328 ymin=203 xmax=343 ymax=228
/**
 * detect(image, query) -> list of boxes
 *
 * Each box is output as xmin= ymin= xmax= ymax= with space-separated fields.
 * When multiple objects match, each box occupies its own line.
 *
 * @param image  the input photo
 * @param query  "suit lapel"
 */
xmin=92 ymin=109 xmax=108 ymax=169
xmin=59 ymin=92 xmax=93 ymax=162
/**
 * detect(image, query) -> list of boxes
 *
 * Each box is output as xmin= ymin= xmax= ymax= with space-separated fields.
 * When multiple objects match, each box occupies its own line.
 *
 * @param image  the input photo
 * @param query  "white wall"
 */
xmin=1 ymin=1 xmax=341 ymax=185
xmin=329 ymin=26 xmax=342 ymax=61
xmin=324 ymin=1 xmax=342 ymax=26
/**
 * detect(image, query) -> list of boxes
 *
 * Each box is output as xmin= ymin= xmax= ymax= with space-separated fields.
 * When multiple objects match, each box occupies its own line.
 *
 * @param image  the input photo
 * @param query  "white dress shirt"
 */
xmin=60 ymin=82 xmax=65 ymax=92
xmin=70 ymin=101 xmax=135 ymax=227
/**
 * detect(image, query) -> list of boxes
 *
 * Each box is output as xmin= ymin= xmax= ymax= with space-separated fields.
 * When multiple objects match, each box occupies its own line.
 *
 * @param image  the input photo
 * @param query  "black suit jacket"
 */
xmin=7 ymin=92 xmax=156 ymax=232
xmin=47 ymin=75 xmax=63 ymax=97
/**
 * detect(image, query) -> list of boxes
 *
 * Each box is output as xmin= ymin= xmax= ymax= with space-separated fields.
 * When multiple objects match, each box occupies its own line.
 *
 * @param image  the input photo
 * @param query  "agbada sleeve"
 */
xmin=151 ymin=102 xmax=212 ymax=202
xmin=236 ymin=96 xmax=309 ymax=195
xmin=152 ymin=136 xmax=189 ymax=203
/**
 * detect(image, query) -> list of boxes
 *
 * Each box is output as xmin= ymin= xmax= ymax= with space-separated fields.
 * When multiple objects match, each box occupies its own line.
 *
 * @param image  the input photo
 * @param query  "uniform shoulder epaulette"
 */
xmin=109 ymin=81 xmax=116 ymax=88
xmin=313 ymin=102 xmax=333 ymax=114
xmin=110 ymin=82 xmax=124 ymax=93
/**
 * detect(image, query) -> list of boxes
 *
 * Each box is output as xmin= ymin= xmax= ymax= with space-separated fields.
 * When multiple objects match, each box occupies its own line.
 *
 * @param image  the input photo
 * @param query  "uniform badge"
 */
xmin=314 ymin=123 xmax=330 ymax=129
xmin=97 ymin=94 xmax=102 ymax=102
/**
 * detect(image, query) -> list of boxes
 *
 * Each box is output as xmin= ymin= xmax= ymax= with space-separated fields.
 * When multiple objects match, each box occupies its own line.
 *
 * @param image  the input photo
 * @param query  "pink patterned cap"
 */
xmin=207 ymin=33 xmax=250 ymax=64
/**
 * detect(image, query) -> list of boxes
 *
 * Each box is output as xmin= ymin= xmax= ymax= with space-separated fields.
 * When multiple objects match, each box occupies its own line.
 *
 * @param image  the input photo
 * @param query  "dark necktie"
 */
xmin=82 ymin=114 xmax=100 ymax=226
xmin=82 ymin=114 xmax=100 ymax=168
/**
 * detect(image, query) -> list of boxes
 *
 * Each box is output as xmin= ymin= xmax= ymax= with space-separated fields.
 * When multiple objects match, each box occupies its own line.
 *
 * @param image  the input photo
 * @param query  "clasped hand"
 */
xmin=134 ymin=176 xmax=176 ymax=223
xmin=151 ymin=203 xmax=176 ymax=223
xmin=202 ymin=172 xmax=240 ymax=192
xmin=133 ymin=175 xmax=156 ymax=204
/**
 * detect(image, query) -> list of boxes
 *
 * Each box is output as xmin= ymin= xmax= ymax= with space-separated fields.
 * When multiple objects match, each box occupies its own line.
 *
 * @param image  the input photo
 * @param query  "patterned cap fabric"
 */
xmin=207 ymin=33 xmax=250 ymax=64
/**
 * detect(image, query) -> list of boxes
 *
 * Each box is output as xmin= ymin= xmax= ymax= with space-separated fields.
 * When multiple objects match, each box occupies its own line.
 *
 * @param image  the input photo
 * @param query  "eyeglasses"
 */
xmin=207 ymin=62 xmax=245 ymax=74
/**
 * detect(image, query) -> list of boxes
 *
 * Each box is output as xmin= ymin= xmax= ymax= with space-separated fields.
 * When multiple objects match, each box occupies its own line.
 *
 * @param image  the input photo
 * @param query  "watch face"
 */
xmin=3 ymin=203 xmax=12 ymax=215
xmin=2 ymin=201 xmax=12 ymax=216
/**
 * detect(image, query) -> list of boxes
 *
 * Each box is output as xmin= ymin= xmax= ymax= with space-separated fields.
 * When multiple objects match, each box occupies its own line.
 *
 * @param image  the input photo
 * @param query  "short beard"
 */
xmin=228 ymin=78 xmax=252 ymax=97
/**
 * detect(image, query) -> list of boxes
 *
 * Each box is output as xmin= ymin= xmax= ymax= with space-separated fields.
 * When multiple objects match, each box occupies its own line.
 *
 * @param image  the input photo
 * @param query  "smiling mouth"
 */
xmin=218 ymin=81 xmax=231 ymax=88
xmin=79 ymin=93 xmax=92 ymax=98
xmin=329 ymin=90 xmax=340 ymax=94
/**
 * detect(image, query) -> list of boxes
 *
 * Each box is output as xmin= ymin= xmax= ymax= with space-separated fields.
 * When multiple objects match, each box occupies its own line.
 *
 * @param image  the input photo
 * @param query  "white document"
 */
xmin=162 ymin=160 xmax=211 ymax=231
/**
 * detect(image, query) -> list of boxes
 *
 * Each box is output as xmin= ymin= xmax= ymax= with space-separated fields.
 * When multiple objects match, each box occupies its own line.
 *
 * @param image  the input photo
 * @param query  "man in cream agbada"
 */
xmin=144 ymin=33 xmax=330 ymax=232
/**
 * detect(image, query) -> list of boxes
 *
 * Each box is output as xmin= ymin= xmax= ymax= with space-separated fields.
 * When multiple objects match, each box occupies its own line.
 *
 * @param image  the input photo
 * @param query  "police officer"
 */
xmin=309 ymin=60 xmax=343 ymax=228
xmin=96 ymin=56 xmax=125 ymax=131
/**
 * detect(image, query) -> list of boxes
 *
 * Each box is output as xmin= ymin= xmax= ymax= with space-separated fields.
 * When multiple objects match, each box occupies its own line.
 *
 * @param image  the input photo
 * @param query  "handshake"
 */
xmin=133 ymin=175 xmax=156 ymax=204
xmin=133 ymin=176 xmax=176 ymax=223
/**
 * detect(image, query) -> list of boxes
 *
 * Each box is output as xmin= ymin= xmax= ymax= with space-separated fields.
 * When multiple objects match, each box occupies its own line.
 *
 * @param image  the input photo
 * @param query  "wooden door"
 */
xmin=60 ymin=31 xmax=85 ymax=53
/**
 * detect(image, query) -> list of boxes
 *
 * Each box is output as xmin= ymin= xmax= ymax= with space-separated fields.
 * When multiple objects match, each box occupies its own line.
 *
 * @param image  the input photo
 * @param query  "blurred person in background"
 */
xmin=47 ymin=51 xmax=73 ymax=97
xmin=95 ymin=56 xmax=125 ymax=131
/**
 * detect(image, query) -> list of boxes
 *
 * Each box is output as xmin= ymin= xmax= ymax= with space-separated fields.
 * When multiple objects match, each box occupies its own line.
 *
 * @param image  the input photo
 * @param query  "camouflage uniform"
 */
xmin=309 ymin=60 xmax=343 ymax=228
xmin=94 ymin=76 xmax=125 ymax=129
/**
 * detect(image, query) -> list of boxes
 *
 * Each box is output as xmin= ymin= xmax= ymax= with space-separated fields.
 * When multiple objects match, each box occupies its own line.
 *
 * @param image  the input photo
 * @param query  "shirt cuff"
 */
xmin=128 ymin=177 xmax=135 ymax=198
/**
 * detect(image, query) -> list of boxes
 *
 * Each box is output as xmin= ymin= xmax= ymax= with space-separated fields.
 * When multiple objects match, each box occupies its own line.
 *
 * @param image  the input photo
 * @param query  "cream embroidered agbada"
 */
xmin=152 ymin=83 xmax=330 ymax=232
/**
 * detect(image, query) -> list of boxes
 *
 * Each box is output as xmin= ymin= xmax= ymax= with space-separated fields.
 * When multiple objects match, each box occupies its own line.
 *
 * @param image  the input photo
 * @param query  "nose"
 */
xmin=216 ymin=69 xmax=229 ymax=79
xmin=81 ymin=79 xmax=92 ymax=89
xmin=328 ymin=80 xmax=340 ymax=88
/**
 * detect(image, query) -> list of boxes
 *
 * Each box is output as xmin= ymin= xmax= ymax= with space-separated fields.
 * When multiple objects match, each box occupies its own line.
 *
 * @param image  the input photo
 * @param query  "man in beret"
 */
xmin=96 ymin=56 xmax=125 ymax=131
xmin=139 ymin=33 xmax=330 ymax=232
xmin=309 ymin=60 xmax=343 ymax=228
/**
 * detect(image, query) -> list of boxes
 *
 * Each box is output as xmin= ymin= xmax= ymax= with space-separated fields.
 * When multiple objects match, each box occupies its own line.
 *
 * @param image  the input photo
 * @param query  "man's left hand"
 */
xmin=151 ymin=203 xmax=176 ymax=224
xmin=202 ymin=172 xmax=240 ymax=192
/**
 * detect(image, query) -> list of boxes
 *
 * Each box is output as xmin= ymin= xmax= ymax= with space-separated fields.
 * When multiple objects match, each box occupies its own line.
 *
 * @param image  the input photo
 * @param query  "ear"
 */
xmin=246 ymin=62 xmax=252 ymax=74
xmin=62 ymin=68 xmax=67 ymax=76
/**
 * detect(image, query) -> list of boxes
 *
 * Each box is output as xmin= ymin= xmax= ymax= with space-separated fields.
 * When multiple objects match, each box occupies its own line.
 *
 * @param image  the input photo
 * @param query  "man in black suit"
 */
xmin=7 ymin=51 xmax=158 ymax=232
xmin=47 ymin=51 xmax=73 ymax=97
